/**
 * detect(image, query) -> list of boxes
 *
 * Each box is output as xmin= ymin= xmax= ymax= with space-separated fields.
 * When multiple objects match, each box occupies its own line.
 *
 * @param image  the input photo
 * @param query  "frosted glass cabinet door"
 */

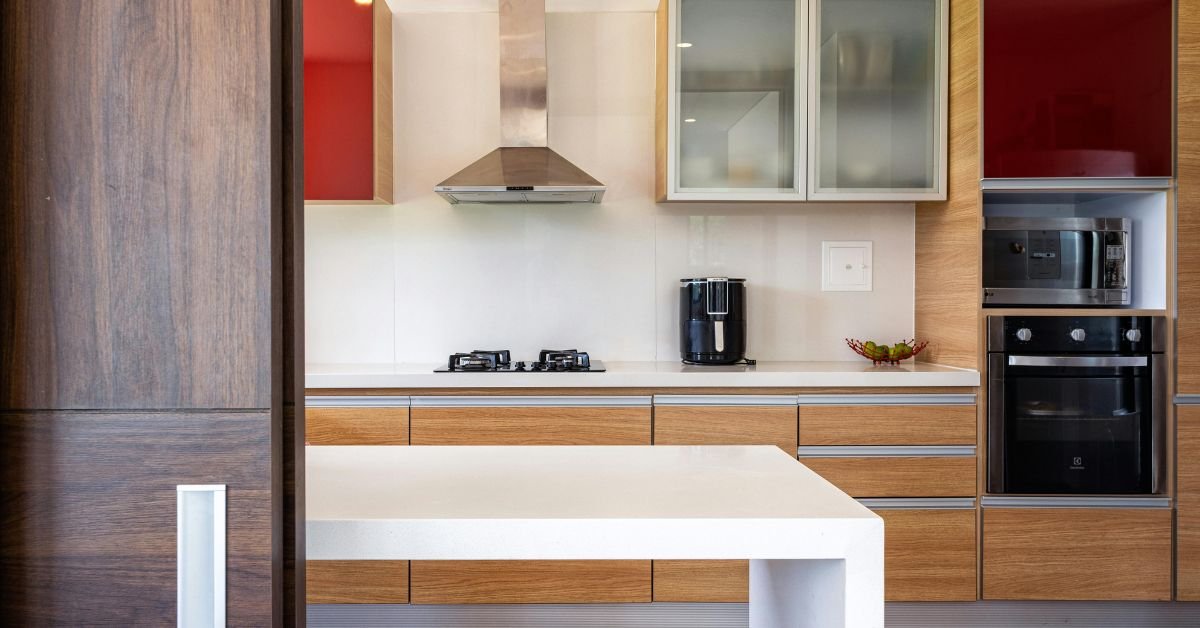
xmin=669 ymin=0 xmax=805 ymax=200
xmin=809 ymin=0 xmax=946 ymax=200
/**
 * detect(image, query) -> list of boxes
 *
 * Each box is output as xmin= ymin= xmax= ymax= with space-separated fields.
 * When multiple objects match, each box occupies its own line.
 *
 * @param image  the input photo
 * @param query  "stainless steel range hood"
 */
xmin=435 ymin=0 xmax=605 ymax=204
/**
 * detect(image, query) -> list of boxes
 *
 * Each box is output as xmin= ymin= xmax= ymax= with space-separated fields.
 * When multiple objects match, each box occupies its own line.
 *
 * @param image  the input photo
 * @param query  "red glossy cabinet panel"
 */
xmin=983 ymin=0 xmax=1172 ymax=178
xmin=304 ymin=0 xmax=375 ymax=201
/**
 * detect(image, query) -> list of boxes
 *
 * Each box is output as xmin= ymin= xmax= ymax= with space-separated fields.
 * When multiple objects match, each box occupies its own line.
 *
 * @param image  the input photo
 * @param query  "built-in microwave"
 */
xmin=983 ymin=217 xmax=1130 ymax=306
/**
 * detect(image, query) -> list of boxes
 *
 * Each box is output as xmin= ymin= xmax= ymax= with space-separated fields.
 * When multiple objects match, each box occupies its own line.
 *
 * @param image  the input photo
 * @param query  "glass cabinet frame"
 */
xmin=660 ymin=0 xmax=947 ymax=202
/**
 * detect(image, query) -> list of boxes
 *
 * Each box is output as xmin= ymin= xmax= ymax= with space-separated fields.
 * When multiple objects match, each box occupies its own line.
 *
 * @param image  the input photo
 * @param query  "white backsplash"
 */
xmin=305 ymin=11 xmax=915 ymax=364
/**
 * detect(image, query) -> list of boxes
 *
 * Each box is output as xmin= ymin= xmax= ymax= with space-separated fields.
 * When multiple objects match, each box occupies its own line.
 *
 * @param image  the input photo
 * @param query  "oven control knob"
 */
xmin=1070 ymin=328 xmax=1087 ymax=342
xmin=1015 ymin=328 xmax=1032 ymax=342
xmin=1125 ymin=329 xmax=1143 ymax=343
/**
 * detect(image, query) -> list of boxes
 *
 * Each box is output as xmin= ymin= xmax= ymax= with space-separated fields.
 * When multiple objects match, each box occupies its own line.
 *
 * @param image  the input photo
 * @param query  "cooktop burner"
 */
xmin=435 ymin=349 xmax=605 ymax=373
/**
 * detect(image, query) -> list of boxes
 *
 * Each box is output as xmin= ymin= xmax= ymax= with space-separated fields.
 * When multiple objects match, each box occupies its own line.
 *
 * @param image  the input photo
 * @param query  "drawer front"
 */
xmin=800 ymin=405 xmax=976 ymax=446
xmin=1178 ymin=405 xmax=1200 ymax=600
xmin=653 ymin=405 xmax=797 ymax=453
xmin=306 ymin=406 xmax=409 ymax=445
xmin=653 ymin=560 xmax=748 ymax=602
xmin=982 ymin=508 xmax=1172 ymax=601
xmin=410 ymin=406 xmax=651 ymax=445
xmin=799 ymin=455 xmax=976 ymax=497
xmin=875 ymin=508 xmax=976 ymax=601
xmin=410 ymin=560 xmax=651 ymax=604
xmin=307 ymin=560 xmax=409 ymax=604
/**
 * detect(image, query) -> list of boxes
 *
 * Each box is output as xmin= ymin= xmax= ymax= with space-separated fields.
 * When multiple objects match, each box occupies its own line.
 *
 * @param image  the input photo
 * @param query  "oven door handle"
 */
xmin=1007 ymin=355 xmax=1148 ymax=367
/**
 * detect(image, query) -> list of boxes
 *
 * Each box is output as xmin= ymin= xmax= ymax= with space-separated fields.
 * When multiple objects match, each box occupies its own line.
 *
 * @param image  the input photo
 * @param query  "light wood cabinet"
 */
xmin=305 ymin=406 xmax=409 ymax=445
xmin=1178 ymin=406 xmax=1200 ymax=600
xmin=410 ymin=399 xmax=651 ymax=445
xmin=799 ymin=404 xmax=975 ymax=446
xmin=410 ymin=561 xmax=651 ymax=604
xmin=653 ymin=560 xmax=748 ymax=603
xmin=982 ymin=507 xmax=1172 ymax=601
xmin=653 ymin=402 xmax=798 ymax=453
xmin=307 ymin=560 xmax=409 ymax=604
xmin=799 ymin=454 xmax=975 ymax=497
xmin=875 ymin=507 xmax=976 ymax=601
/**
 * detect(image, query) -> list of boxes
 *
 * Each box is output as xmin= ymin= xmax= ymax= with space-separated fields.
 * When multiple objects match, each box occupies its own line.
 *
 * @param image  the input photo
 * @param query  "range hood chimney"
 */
xmin=435 ymin=0 xmax=605 ymax=204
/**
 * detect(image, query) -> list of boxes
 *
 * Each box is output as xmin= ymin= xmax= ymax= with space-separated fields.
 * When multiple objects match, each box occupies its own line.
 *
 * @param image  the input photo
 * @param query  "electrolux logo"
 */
xmin=1069 ymin=456 xmax=1085 ymax=471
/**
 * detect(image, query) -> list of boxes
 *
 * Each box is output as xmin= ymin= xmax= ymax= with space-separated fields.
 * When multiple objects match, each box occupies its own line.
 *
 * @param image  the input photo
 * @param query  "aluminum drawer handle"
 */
xmin=1007 ymin=355 xmax=1147 ymax=367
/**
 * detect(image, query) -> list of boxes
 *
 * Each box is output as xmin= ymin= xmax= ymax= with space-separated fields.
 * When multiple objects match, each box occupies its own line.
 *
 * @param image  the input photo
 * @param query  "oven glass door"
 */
xmin=1002 ymin=360 xmax=1151 ymax=494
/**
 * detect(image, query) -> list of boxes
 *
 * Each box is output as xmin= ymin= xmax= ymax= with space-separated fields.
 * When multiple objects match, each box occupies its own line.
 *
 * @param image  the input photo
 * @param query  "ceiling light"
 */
xmin=354 ymin=0 xmax=372 ymax=5
xmin=677 ymin=42 xmax=693 ymax=48
xmin=684 ymin=118 xmax=697 ymax=123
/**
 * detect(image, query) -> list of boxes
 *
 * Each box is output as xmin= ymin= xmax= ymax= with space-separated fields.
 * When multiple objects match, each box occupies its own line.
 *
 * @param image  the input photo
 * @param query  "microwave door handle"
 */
xmin=1091 ymin=232 xmax=1102 ymax=289
xmin=1007 ymin=355 xmax=1148 ymax=367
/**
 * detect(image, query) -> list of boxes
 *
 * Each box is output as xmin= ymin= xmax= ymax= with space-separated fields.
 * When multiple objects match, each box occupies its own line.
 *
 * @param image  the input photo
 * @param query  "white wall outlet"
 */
xmin=821 ymin=241 xmax=873 ymax=292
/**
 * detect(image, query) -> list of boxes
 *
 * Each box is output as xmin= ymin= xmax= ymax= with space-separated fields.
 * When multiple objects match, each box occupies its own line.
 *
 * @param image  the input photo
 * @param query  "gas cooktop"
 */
xmin=435 ymin=349 xmax=605 ymax=373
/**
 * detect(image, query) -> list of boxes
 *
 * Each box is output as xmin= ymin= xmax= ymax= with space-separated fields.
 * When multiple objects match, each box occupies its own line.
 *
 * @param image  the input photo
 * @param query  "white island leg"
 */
xmin=748 ymin=532 xmax=884 ymax=627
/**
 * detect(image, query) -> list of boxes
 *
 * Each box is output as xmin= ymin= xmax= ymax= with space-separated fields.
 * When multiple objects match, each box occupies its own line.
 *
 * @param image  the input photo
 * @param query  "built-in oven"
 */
xmin=987 ymin=316 xmax=1165 ymax=494
xmin=983 ymin=217 xmax=1130 ymax=306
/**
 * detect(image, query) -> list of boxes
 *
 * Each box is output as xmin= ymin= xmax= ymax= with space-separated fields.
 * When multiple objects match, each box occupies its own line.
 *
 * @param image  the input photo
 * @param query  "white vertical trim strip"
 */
xmin=177 ymin=484 xmax=226 ymax=628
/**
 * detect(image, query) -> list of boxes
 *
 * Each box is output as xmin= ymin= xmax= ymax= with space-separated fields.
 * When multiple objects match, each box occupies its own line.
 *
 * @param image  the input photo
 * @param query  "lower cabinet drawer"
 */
xmin=875 ymin=508 xmax=976 ymax=601
xmin=410 ymin=406 xmax=651 ymax=445
xmin=653 ymin=560 xmax=748 ymax=602
xmin=799 ymin=455 xmax=976 ymax=497
xmin=982 ymin=508 xmax=1172 ymax=601
xmin=653 ymin=404 xmax=798 ymax=453
xmin=307 ymin=560 xmax=409 ymax=604
xmin=410 ymin=560 xmax=652 ymax=604
xmin=306 ymin=406 xmax=409 ymax=445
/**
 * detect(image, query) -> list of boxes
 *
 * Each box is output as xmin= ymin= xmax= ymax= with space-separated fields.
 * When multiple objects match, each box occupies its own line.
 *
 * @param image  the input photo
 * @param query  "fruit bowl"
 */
xmin=846 ymin=338 xmax=928 ymax=365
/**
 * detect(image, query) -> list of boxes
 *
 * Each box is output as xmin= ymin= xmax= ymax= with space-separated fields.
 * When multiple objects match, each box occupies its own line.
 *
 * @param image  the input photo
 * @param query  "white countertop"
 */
xmin=306 ymin=444 xmax=880 ymax=560
xmin=305 ymin=360 xmax=979 ymax=389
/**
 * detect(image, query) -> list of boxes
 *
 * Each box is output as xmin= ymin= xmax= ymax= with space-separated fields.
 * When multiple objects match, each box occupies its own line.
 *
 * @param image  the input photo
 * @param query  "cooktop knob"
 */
xmin=1070 ymin=328 xmax=1087 ymax=342
xmin=1015 ymin=328 xmax=1032 ymax=342
xmin=1125 ymin=329 xmax=1143 ymax=343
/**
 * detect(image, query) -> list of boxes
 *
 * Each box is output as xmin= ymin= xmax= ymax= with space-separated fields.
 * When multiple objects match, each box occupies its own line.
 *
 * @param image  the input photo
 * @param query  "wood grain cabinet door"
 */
xmin=799 ymin=403 xmax=976 ymax=446
xmin=408 ymin=396 xmax=653 ymax=603
xmin=871 ymin=505 xmax=977 ymax=601
xmin=651 ymin=396 xmax=796 ymax=602
xmin=982 ymin=507 xmax=1172 ymax=600
xmin=798 ymin=450 xmax=977 ymax=497
xmin=1178 ymin=405 xmax=1200 ymax=600
xmin=306 ymin=404 xmax=409 ymax=445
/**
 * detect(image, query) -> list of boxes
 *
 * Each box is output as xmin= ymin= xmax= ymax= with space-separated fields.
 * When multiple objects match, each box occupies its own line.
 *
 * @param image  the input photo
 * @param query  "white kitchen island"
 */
xmin=307 ymin=445 xmax=884 ymax=628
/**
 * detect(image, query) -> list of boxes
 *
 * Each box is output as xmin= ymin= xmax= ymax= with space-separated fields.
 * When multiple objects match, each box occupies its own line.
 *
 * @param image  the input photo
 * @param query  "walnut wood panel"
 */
xmin=799 ymin=405 xmax=976 ymax=446
xmin=0 ymin=0 xmax=279 ymax=410
xmin=309 ymin=386 xmax=978 ymax=397
xmin=410 ymin=560 xmax=651 ymax=604
xmin=1178 ymin=406 xmax=1200 ymax=600
xmin=653 ymin=560 xmax=748 ymax=602
xmin=982 ymin=508 xmax=1171 ymax=601
xmin=1181 ymin=0 xmax=1200 ymax=393
xmin=306 ymin=406 xmax=409 ymax=445
xmin=0 ymin=411 xmax=275 ymax=624
xmin=877 ymin=508 xmax=976 ymax=601
xmin=372 ymin=0 xmax=394 ymax=204
xmin=307 ymin=560 xmax=409 ymax=604
xmin=654 ymin=405 xmax=797 ymax=453
xmin=914 ymin=0 xmax=980 ymax=370
xmin=799 ymin=456 xmax=976 ymax=497
xmin=410 ymin=406 xmax=651 ymax=445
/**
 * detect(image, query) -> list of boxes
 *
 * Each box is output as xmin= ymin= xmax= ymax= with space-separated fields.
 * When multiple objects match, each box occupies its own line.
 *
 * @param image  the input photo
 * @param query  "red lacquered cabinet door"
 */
xmin=983 ymin=0 xmax=1173 ymax=179
xmin=304 ymin=0 xmax=375 ymax=201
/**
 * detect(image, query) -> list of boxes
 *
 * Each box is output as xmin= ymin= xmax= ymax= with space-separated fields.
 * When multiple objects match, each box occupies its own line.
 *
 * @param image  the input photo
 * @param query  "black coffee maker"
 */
xmin=679 ymin=277 xmax=748 ymax=365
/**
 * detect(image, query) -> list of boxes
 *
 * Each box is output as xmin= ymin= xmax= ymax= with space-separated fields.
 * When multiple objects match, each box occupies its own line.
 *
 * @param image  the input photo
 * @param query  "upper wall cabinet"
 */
xmin=304 ymin=0 xmax=394 ymax=204
xmin=655 ymin=0 xmax=947 ymax=202
xmin=982 ymin=0 xmax=1173 ymax=180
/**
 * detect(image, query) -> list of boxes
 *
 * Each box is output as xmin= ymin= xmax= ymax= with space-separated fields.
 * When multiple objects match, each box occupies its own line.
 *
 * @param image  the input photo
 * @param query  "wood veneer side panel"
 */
xmin=914 ymin=0 xmax=981 ymax=370
xmin=306 ymin=406 xmax=409 ymax=445
xmin=410 ymin=560 xmax=651 ymax=604
xmin=878 ymin=508 xmax=976 ymax=601
xmin=410 ymin=406 xmax=651 ymax=445
xmin=982 ymin=508 xmax=1172 ymax=601
xmin=653 ymin=405 xmax=797 ymax=453
xmin=1180 ymin=0 xmax=1200 ymax=393
xmin=307 ymin=560 xmax=409 ymax=604
xmin=653 ymin=560 xmax=748 ymax=602
xmin=799 ymin=405 xmax=976 ymax=446
xmin=799 ymin=456 xmax=976 ymax=497
xmin=372 ymin=0 xmax=394 ymax=204
xmin=1178 ymin=406 xmax=1200 ymax=600
xmin=0 ymin=411 xmax=275 ymax=624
